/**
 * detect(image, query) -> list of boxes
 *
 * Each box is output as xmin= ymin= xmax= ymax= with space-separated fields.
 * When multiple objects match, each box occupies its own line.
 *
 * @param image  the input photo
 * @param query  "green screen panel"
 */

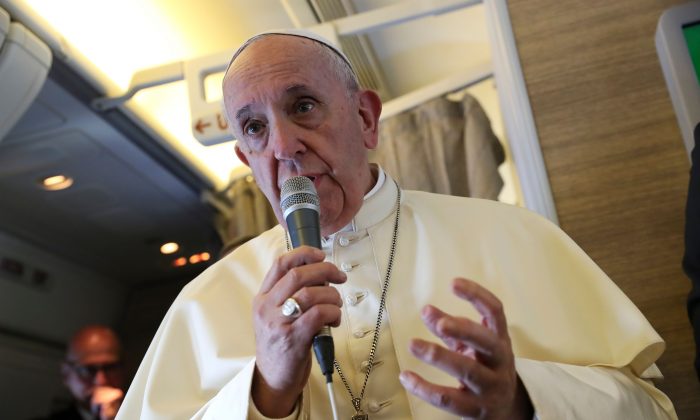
xmin=684 ymin=22 xmax=700 ymax=86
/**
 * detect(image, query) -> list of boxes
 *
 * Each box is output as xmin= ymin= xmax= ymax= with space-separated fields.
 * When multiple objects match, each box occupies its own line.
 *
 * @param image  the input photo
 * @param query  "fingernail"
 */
xmin=399 ymin=372 xmax=415 ymax=389
xmin=436 ymin=317 xmax=450 ymax=334
xmin=410 ymin=340 xmax=425 ymax=355
xmin=421 ymin=306 xmax=437 ymax=324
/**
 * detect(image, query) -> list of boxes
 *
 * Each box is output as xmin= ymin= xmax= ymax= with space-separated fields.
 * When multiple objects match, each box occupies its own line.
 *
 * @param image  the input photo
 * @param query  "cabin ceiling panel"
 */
xmin=0 ymin=74 xmax=218 ymax=284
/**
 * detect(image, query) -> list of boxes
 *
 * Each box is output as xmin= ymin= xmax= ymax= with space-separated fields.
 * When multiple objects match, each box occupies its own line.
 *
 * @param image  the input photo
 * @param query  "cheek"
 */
xmin=250 ymin=165 xmax=276 ymax=194
xmin=245 ymin=155 xmax=281 ymax=206
xmin=244 ymin=153 xmax=276 ymax=184
xmin=65 ymin=374 xmax=91 ymax=397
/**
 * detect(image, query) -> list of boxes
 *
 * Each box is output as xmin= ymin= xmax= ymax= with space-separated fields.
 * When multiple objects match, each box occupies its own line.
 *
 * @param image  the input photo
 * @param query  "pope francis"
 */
xmin=117 ymin=30 xmax=677 ymax=419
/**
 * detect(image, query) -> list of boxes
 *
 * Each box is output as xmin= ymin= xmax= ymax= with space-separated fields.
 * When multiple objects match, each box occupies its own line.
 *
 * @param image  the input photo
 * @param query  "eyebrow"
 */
xmin=235 ymin=105 xmax=252 ymax=121
xmin=234 ymin=84 xmax=317 ymax=121
xmin=286 ymin=84 xmax=311 ymax=95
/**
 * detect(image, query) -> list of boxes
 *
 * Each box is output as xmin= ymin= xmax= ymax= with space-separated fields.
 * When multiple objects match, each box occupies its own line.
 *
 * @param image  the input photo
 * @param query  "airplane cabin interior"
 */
xmin=0 ymin=0 xmax=699 ymax=418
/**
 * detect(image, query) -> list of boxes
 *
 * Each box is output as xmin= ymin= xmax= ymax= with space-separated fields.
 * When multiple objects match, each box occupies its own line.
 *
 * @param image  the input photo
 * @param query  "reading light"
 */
xmin=40 ymin=175 xmax=73 ymax=191
xmin=160 ymin=242 xmax=179 ymax=254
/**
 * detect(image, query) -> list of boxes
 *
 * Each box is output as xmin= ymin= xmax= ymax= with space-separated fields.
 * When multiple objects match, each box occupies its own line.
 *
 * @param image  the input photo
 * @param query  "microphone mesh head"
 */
xmin=280 ymin=176 xmax=320 ymax=215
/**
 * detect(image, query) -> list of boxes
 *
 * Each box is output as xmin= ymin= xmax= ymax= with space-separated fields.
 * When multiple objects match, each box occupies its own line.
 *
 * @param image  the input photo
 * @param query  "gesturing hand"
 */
xmin=91 ymin=386 xmax=123 ymax=420
xmin=399 ymin=278 xmax=534 ymax=419
xmin=251 ymin=246 xmax=347 ymax=417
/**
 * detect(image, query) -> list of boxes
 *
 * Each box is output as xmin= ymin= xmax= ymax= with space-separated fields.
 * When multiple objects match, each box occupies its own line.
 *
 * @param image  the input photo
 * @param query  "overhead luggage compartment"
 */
xmin=0 ymin=5 xmax=51 ymax=142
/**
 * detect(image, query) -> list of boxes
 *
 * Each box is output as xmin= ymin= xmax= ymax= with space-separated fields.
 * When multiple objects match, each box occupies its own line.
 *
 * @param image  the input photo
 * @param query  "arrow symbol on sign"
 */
xmin=195 ymin=119 xmax=211 ymax=134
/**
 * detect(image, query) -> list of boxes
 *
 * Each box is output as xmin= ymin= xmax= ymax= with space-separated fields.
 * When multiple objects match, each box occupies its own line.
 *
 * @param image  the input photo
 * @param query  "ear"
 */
xmin=357 ymin=89 xmax=382 ymax=150
xmin=234 ymin=143 xmax=250 ymax=167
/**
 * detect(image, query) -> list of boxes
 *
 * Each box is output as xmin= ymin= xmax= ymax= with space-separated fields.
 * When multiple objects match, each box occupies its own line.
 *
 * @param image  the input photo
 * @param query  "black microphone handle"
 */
xmin=285 ymin=207 xmax=335 ymax=382
xmin=287 ymin=208 xmax=322 ymax=249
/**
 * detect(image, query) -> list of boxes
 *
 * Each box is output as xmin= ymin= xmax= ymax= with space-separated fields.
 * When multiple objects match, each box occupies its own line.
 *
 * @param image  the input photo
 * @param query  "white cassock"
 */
xmin=118 ymin=169 xmax=677 ymax=419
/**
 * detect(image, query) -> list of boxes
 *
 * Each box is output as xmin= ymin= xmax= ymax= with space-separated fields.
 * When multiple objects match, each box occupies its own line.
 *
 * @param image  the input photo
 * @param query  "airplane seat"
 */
xmin=0 ymin=6 xmax=51 ymax=143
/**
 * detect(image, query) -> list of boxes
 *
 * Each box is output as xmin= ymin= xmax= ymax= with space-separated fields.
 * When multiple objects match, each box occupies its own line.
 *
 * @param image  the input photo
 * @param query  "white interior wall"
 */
xmin=0 ymin=230 xmax=126 ymax=343
xmin=0 ymin=332 xmax=69 ymax=419
xmin=354 ymin=3 xmax=491 ymax=96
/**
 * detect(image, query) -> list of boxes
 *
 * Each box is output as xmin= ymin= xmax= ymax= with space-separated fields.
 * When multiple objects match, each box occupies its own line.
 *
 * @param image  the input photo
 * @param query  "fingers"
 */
xmin=399 ymin=370 xmax=480 ymax=417
xmin=404 ymin=279 xmax=521 ymax=418
xmin=259 ymin=246 xmax=347 ymax=308
xmin=281 ymin=286 xmax=344 ymax=325
xmin=91 ymin=387 xmax=123 ymax=420
xmin=421 ymin=305 xmax=502 ymax=366
xmin=259 ymin=246 xmax=326 ymax=294
xmin=252 ymin=247 xmax=346 ymax=407
xmin=294 ymin=303 xmax=344 ymax=335
xmin=422 ymin=305 xmax=467 ymax=353
xmin=409 ymin=339 xmax=496 ymax=393
xmin=451 ymin=278 xmax=508 ymax=338
xmin=270 ymin=263 xmax=347 ymax=306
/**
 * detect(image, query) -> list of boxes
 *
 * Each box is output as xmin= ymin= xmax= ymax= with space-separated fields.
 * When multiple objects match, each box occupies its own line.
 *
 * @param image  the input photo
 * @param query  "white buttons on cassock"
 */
xmin=345 ymin=290 xmax=367 ymax=306
xmin=338 ymin=236 xmax=350 ymax=247
xmin=340 ymin=262 xmax=354 ymax=272
xmin=353 ymin=328 xmax=373 ymax=339
xmin=367 ymin=400 xmax=391 ymax=413
xmin=360 ymin=359 xmax=383 ymax=373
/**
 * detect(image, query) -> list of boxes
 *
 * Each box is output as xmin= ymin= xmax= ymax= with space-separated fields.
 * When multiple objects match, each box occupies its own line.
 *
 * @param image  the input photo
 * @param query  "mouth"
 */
xmin=303 ymin=174 xmax=322 ymax=189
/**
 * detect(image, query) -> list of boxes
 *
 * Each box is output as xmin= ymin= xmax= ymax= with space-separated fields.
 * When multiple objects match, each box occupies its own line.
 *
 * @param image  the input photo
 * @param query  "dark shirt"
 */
xmin=47 ymin=406 xmax=81 ymax=420
xmin=682 ymin=122 xmax=700 ymax=381
xmin=34 ymin=404 xmax=91 ymax=420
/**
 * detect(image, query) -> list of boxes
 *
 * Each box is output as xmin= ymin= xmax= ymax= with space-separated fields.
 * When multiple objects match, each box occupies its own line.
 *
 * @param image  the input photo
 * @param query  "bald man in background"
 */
xmin=46 ymin=325 xmax=125 ymax=420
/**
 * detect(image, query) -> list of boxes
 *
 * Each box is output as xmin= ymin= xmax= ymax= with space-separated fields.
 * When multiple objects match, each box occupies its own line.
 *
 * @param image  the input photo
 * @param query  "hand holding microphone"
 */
xmin=280 ymin=177 xmax=336 ymax=383
xmin=249 ymin=176 xmax=344 ymax=418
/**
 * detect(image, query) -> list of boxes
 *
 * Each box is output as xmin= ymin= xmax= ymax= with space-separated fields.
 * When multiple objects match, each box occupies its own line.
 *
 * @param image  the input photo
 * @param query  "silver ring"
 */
xmin=282 ymin=297 xmax=302 ymax=319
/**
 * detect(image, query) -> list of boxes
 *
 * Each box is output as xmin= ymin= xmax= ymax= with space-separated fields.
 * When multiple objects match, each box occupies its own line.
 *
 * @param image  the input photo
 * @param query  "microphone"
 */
xmin=280 ymin=176 xmax=335 ymax=384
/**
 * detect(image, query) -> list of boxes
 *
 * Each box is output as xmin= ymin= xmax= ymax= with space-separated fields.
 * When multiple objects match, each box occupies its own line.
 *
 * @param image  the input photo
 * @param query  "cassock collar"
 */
xmin=350 ymin=166 xmax=398 ymax=232
xmin=349 ymin=165 xmax=400 ymax=233
xmin=320 ymin=165 xmax=399 ymax=248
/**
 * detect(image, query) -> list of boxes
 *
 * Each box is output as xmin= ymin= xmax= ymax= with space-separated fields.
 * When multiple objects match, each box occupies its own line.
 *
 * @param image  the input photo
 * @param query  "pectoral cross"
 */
xmin=351 ymin=398 xmax=369 ymax=419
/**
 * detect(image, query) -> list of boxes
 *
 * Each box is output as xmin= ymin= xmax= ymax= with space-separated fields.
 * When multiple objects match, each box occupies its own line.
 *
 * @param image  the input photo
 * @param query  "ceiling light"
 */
xmin=189 ymin=254 xmax=202 ymax=264
xmin=200 ymin=252 xmax=211 ymax=261
xmin=160 ymin=242 xmax=179 ymax=254
xmin=173 ymin=257 xmax=187 ymax=267
xmin=40 ymin=175 xmax=73 ymax=191
xmin=23 ymin=0 xmax=245 ymax=189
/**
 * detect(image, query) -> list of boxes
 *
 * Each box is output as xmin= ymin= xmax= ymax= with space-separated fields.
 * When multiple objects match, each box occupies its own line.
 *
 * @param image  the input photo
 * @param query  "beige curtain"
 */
xmin=208 ymin=175 xmax=277 ymax=258
xmin=369 ymin=93 xmax=505 ymax=199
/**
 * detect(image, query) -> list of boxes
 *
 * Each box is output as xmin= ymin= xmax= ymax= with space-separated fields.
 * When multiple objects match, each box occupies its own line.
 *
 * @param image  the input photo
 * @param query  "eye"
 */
xmin=244 ymin=120 xmax=264 ymax=136
xmin=296 ymin=100 xmax=315 ymax=113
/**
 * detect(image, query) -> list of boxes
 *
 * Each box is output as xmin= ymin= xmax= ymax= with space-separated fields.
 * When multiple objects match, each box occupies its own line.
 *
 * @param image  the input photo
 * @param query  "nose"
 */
xmin=93 ymin=368 xmax=108 ymax=386
xmin=270 ymin=117 xmax=306 ymax=160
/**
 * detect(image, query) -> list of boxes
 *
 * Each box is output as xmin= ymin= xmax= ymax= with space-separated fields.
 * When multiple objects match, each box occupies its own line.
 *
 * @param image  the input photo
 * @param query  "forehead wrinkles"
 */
xmin=224 ymin=37 xmax=335 ymax=109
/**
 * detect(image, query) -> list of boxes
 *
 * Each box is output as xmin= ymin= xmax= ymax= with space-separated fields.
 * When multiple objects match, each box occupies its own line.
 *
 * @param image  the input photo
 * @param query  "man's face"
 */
xmin=223 ymin=35 xmax=381 ymax=235
xmin=61 ymin=332 xmax=124 ymax=406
